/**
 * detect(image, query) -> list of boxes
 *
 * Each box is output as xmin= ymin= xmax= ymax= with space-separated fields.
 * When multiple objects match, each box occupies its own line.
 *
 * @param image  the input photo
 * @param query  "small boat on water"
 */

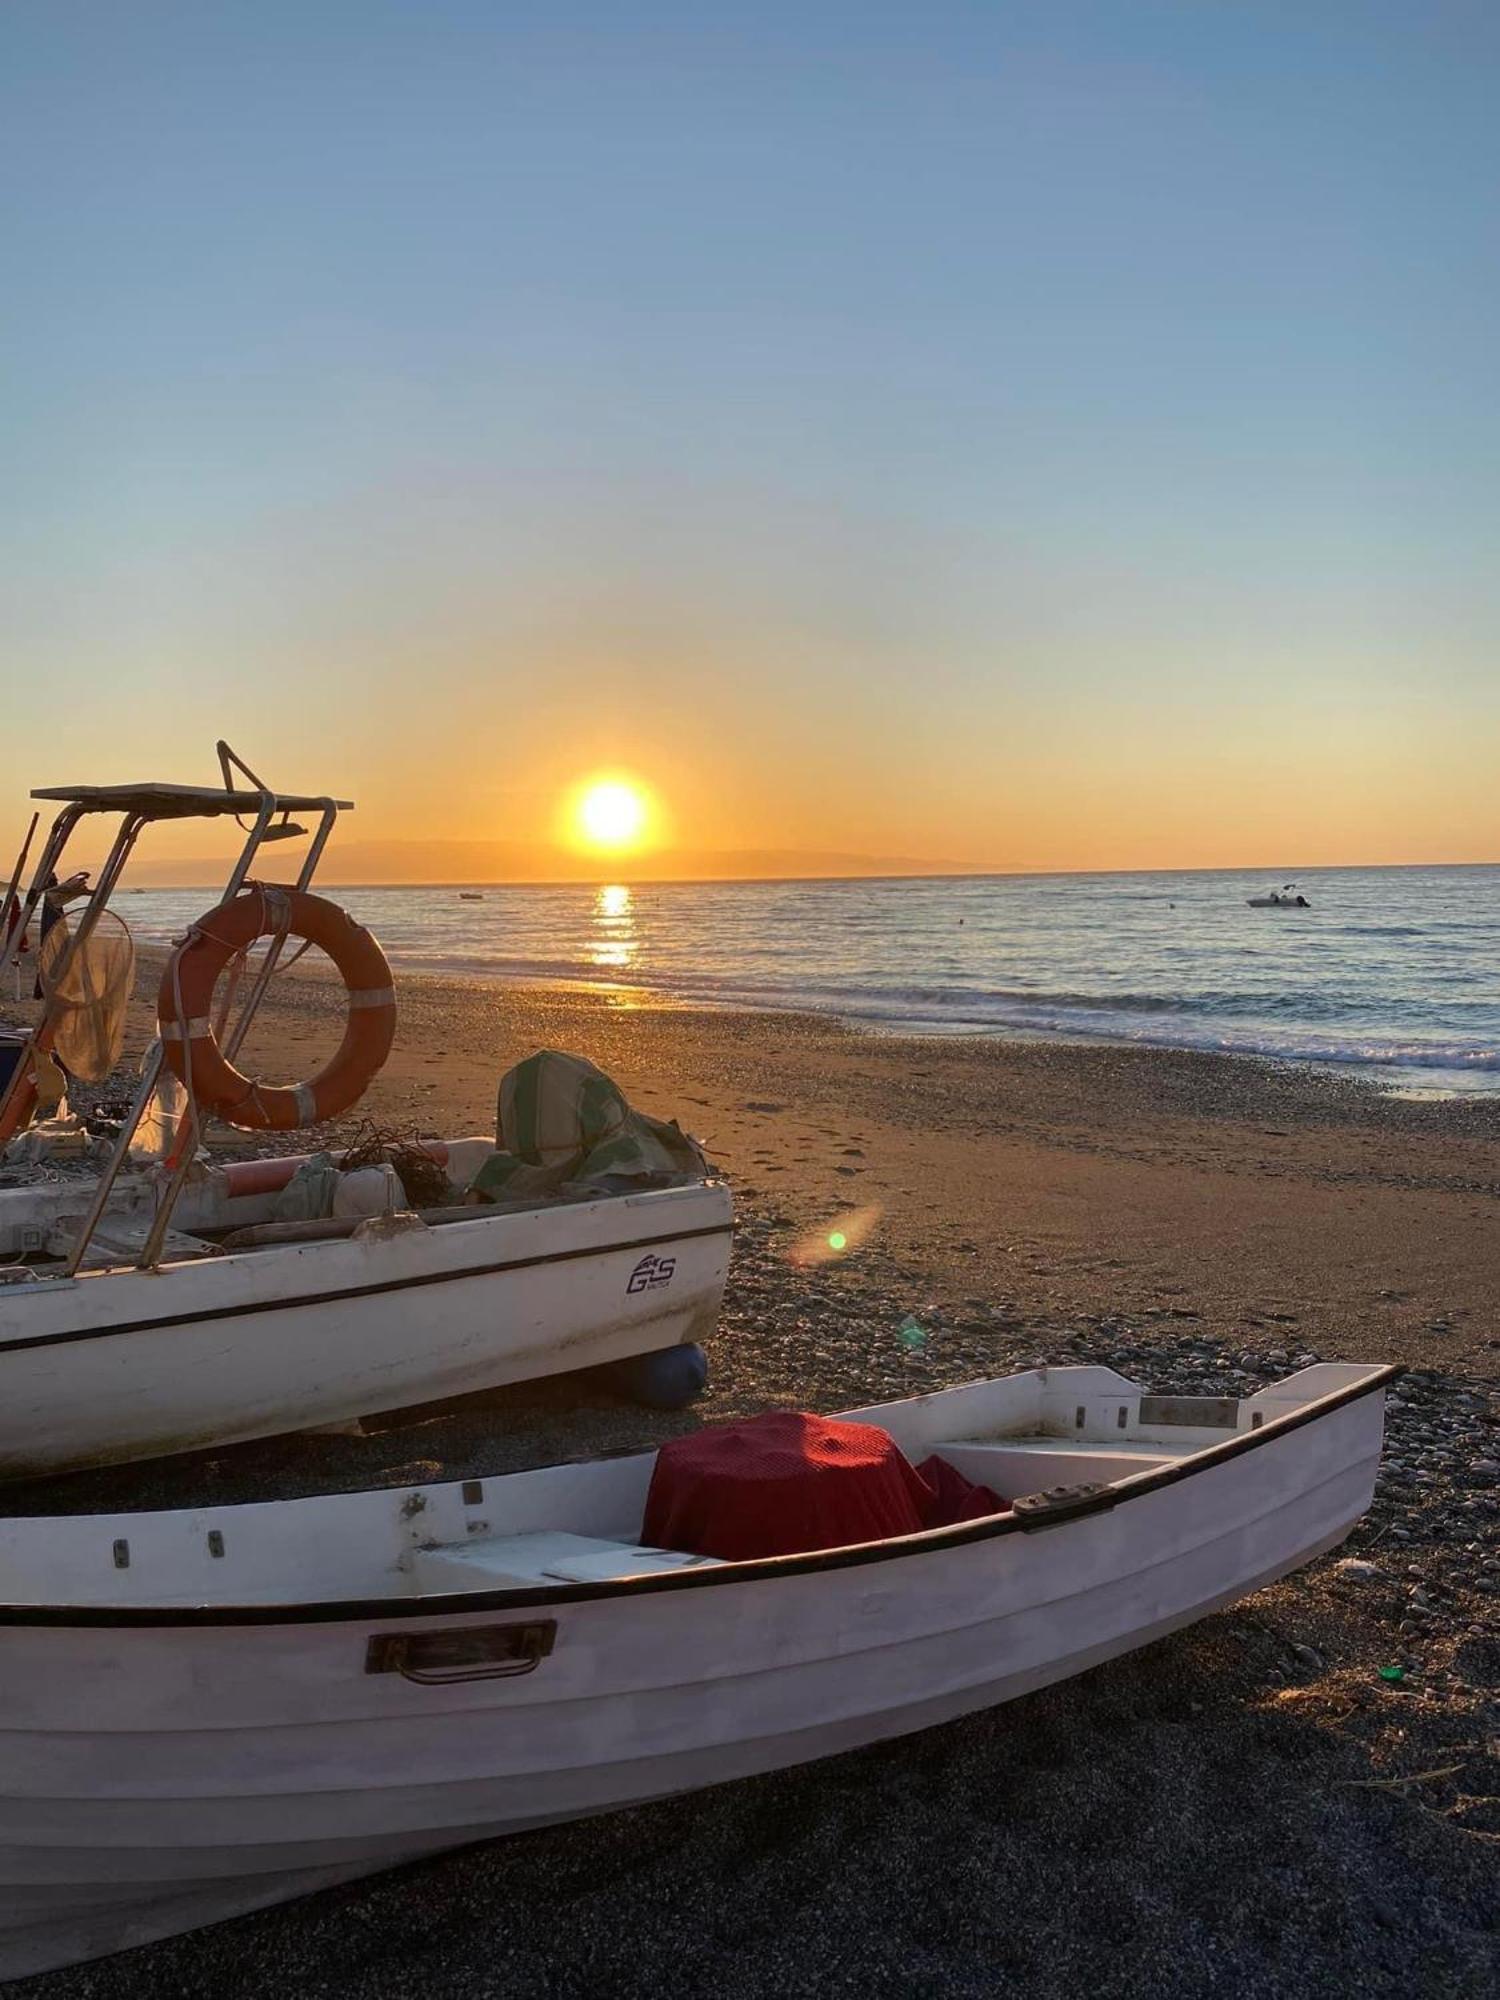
xmin=458 ymin=891 xmax=484 ymax=901
xmin=0 ymin=746 xmax=729 ymax=1477
xmin=0 ymin=1357 xmax=1396 ymax=1978
xmin=1248 ymin=882 xmax=1311 ymax=908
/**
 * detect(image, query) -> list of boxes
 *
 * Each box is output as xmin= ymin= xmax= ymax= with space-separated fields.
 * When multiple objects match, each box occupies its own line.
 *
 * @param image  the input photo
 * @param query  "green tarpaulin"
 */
xmin=469 ymin=1049 xmax=710 ymax=1203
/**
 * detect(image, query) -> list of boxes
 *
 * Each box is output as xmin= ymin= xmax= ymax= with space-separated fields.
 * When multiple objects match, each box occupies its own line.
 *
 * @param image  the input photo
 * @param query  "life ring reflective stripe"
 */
xmin=157 ymin=887 xmax=397 ymax=1131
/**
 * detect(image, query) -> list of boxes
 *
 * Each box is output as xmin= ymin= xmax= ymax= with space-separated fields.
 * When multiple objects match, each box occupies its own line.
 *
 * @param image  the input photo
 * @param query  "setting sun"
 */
xmin=570 ymin=778 xmax=652 ymax=854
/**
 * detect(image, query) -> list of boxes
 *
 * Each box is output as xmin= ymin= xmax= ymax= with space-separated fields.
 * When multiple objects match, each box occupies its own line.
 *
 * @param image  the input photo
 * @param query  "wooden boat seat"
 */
xmin=947 ymin=1435 xmax=1203 ymax=1460
xmin=410 ymin=1531 xmax=725 ymax=1593
xmin=935 ymin=1438 xmax=1181 ymax=1500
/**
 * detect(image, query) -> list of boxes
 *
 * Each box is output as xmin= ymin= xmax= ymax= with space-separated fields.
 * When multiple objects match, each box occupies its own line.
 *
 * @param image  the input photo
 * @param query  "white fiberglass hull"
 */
xmin=0 ymin=1181 xmax=731 ymax=1477
xmin=0 ymin=1365 xmax=1391 ymax=1979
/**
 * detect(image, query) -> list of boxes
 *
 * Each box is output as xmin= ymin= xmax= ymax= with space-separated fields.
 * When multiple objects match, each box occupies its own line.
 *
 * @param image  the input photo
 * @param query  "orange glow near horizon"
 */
xmin=4 ymin=695 xmax=1498 ymax=889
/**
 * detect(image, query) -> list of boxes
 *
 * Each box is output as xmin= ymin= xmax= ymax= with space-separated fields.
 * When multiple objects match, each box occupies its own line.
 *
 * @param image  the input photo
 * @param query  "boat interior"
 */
xmin=0 ymin=1136 xmax=692 ymax=1282
xmin=0 ymin=1363 xmax=1387 ymax=1610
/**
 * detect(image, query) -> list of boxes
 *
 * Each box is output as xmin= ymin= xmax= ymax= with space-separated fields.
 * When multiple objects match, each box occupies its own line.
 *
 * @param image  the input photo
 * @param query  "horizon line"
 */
xmin=114 ymin=856 xmax=1500 ymax=892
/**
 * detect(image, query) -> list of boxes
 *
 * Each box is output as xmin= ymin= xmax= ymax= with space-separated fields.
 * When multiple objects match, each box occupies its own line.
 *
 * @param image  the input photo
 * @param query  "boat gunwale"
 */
xmin=0 ymin=1364 xmax=1402 ymax=1630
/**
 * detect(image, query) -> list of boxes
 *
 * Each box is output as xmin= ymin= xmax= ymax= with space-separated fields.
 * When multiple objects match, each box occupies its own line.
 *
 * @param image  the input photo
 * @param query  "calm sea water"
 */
xmin=119 ymin=867 xmax=1500 ymax=1097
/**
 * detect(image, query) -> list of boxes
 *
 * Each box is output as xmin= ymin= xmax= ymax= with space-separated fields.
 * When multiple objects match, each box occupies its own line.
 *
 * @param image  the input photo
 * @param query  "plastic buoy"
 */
xmin=612 ymin=1343 xmax=709 ymax=1411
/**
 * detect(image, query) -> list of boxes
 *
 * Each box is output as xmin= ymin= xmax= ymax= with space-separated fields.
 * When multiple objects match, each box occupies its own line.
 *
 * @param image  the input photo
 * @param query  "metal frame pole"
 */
xmin=32 ymin=814 xmax=148 ymax=1022
xmin=133 ymin=797 xmax=339 ymax=1268
xmin=0 ymin=805 xmax=145 ymax=1147
xmin=0 ymin=805 xmax=82 ymax=989
xmin=62 ymin=790 xmax=281 ymax=1276
xmin=205 ymin=798 xmax=339 ymax=1053
xmin=0 ymin=810 xmax=39 ymax=958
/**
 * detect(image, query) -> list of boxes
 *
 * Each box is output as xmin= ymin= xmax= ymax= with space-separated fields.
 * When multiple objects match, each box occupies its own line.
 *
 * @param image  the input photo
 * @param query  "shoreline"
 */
xmin=336 ymin=958 xmax=1500 ymax=1103
xmin=195 ymin=945 xmax=1500 ymax=1121
xmin=109 ymin=870 xmax=1500 ymax=1102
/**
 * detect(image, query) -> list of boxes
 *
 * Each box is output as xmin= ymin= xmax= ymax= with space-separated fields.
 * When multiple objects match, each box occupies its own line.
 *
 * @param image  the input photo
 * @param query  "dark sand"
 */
xmin=10 ymin=965 xmax=1499 ymax=1997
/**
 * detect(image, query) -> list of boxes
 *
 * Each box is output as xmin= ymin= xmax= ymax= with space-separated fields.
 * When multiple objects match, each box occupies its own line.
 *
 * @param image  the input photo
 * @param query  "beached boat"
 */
xmin=0 ymin=1357 xmax=1395 ymax=1978
xmin=0 ymin=748 xmax=729 ymax=1476
xmin=0 ymin=1143 xmax=730 ymax=1476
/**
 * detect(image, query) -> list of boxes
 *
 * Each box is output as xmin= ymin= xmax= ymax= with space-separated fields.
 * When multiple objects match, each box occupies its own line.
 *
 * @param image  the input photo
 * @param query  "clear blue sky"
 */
xmin=2 ymin=2 xmax=1496 ymax=872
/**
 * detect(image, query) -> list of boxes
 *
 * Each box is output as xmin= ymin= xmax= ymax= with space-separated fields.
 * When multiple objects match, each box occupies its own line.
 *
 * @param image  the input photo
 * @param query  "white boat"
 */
xmin=1248 ymin=882 xmax=1310 ymax=908
xmin=0 ymin=746 xmax=729 ymax=1476
xmin=0 ymin=1144 xmax=730 ymax=1477
xmin=0 ymin=1358 xmax=1396 ymax=1979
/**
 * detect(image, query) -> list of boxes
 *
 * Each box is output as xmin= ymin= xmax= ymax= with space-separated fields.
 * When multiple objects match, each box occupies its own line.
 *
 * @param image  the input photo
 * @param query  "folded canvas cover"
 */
xmin=471 ymin=1049 xmax=709 ymax=1200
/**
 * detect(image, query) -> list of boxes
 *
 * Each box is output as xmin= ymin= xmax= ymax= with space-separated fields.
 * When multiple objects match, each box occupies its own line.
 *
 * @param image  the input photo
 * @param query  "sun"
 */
xmin=571 ymin=778 xmax=651 ymax=853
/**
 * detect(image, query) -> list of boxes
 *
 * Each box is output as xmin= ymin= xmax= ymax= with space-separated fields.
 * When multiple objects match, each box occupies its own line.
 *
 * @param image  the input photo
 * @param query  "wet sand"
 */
xmin=12 ymin=964 xmax=1500 ymax=1998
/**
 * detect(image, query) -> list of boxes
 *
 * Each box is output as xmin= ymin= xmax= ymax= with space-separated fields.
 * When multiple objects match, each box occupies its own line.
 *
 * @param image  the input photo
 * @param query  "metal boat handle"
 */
xmin=365 ymin=1619 xmax=557 ymax=1684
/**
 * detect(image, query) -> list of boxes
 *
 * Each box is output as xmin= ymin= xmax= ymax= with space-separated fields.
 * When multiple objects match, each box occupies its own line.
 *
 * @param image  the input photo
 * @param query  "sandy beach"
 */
xmin=10 ymin=963 xmax=1500 ymax=1998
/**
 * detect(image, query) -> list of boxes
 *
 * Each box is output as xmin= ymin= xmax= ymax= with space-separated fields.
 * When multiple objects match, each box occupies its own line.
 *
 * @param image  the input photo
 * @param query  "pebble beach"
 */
xmin=8 ymin=962 xmax=1499 ymax=1998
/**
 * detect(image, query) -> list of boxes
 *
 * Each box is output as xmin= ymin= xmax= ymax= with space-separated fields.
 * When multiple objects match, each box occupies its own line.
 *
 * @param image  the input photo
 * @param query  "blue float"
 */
xmin=611 ymin=1342 xmax=710 ymax=1410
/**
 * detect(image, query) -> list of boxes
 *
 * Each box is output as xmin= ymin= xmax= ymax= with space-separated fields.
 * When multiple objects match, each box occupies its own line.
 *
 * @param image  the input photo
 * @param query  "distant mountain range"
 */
xmin=117 ymin=838 xmax=976 ymax=887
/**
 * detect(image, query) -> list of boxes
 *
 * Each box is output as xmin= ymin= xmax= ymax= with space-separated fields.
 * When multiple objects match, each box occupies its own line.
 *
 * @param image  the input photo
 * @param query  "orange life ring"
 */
xmin=158 ymin=887 xmax=397 ymax=1131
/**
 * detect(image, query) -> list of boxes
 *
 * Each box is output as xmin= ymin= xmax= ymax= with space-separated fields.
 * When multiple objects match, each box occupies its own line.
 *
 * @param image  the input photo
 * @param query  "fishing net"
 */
xmin=38 ymin=910 xmax=136 ymax=1083
xmin=337 ymin=1120 xmax=454 ymax=1208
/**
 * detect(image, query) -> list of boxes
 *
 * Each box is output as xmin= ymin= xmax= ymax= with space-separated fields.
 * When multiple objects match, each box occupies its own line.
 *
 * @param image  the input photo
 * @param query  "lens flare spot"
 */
xmin=788 ymin=1205 xmax=881 ymax=1267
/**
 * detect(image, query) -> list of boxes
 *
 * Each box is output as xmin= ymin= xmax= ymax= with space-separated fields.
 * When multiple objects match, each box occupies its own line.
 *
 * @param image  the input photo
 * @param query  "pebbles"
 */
xmin=719 ymin=1202 xmax=1500 ymax=1725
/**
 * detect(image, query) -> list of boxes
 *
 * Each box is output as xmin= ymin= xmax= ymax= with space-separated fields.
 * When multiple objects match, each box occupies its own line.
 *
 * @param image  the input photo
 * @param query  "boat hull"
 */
xmin=0 ymin=1390 xmax=1385 ymax=1979
xmin=0 ymin=1183 xmax=732 ymax=1477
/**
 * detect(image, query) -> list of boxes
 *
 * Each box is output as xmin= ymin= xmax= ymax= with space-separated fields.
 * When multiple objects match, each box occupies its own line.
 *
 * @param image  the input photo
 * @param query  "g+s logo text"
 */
xmin=626 ymin=1253 xmax=677 ymax=1295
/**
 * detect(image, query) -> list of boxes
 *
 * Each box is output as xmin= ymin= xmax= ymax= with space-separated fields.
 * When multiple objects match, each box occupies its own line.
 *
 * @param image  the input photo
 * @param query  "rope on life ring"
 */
xmin=158 ymin=887 xmax=397 ymax=1131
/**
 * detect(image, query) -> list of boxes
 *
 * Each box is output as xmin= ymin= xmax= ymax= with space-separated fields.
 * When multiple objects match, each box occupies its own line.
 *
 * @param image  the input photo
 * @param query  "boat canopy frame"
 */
xmin=0 ymin=742 xmax=351 ymax=1274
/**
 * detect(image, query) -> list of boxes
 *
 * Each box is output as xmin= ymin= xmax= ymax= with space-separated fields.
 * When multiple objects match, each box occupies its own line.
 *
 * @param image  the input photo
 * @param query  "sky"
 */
xmin=1 ymin=2 xmax=1497 ymax=882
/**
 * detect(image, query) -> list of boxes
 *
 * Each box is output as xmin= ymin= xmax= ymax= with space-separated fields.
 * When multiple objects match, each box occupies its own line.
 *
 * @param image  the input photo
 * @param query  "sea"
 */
xmin=117 ymin=866 xmax=1500 ymax=1098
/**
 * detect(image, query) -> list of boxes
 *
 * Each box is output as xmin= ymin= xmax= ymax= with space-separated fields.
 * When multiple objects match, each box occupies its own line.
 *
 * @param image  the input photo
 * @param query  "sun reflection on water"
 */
xmin=588 ymin=883 xmax=636 ymax=970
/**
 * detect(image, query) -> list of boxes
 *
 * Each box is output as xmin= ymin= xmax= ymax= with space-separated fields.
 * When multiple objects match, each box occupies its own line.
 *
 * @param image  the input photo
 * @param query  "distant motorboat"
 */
xmin=458 ymin=891 xmax=484 ymax=901
xmin=1248 ymin=883 xmax=1310 ymax=909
